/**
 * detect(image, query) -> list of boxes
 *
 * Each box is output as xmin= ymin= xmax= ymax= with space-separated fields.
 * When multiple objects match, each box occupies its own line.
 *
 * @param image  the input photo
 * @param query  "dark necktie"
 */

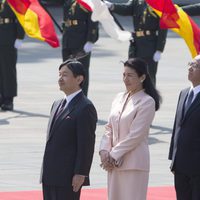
xmin=56 ymin=99 xmax=67 ymax=119
xmin=50 ymin=99 xmax=67 ymax=129
xmin=185 ymin=90 xmax=194 ymax=114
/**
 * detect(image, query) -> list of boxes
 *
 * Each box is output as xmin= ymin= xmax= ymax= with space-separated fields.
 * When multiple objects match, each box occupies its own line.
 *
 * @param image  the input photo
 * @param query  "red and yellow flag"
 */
xmin=7 ymin=0 xmax=59 ymax=48
xmin=146 ymin=0 xmax=200 ymax=58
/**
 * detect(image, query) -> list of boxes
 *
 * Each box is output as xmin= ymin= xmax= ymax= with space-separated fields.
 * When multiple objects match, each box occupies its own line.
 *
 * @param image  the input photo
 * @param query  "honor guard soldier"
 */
xmin=61 ymin=0 xmax=99 ymax=96
xmin=182 ymin=3 xmax=200 ymax=16
xmin=105 ymin=0 xmax=168 ymax=85
xmin=0 ymin=0 xmax=25 ymax=111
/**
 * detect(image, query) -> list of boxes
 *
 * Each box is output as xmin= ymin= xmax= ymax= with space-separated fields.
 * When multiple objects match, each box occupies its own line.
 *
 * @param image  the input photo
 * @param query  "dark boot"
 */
xmin=1 ymin=97 xmax=14 ymax=111
xmin=0 ymin=94 xmax=3 ymax=107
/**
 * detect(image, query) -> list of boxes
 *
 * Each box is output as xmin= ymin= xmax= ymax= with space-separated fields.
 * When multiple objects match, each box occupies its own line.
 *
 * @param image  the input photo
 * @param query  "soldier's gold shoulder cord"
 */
xmin=70 ymin=0 xmax=77 ymax=15
xmin=0 ymin=0 xmax=6 ymax=13
xmin=147 ymin=5 xmax=158 ymax=18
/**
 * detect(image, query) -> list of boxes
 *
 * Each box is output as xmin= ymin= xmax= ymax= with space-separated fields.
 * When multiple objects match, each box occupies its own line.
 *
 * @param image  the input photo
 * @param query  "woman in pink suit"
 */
xmin=99 ymin=58 xmax=161 ymax=200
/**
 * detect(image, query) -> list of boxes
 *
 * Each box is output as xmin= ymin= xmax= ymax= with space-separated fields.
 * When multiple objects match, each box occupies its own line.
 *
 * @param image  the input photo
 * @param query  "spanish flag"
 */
xmin=146 ymin=0 xmax=200 ymax=58
xmin=7 ymin=0 xmax=59 ymax=48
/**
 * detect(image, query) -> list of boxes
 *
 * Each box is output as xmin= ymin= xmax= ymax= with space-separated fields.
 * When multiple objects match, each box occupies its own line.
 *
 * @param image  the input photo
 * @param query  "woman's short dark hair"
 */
xmin=124 ymin=58 xmax=161 ymax=111
xmin=59 ymin=59 xmax=86 ymax=87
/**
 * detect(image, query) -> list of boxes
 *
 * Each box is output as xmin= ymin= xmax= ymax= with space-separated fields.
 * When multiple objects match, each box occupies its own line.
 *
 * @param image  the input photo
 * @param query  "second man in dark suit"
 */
xmin=41 ymin=60 xmax=97 ymax=200
xmin=169 ymin=55 xmax=200 ymax=200
xmin=61 ymin=0 xmax=99 ymax=96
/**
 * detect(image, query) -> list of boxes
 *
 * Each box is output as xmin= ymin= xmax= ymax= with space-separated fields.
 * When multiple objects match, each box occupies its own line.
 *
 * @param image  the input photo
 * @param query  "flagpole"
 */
xmin=109 ymin=10 xmax=125 ymax=31
xmin=101 ymin=0 xmax=125 ymax=31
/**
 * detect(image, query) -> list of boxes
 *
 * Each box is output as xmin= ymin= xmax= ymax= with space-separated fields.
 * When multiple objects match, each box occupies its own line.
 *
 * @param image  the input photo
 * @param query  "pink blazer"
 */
xmin=100 ymin=90 xmax=155 ymax=171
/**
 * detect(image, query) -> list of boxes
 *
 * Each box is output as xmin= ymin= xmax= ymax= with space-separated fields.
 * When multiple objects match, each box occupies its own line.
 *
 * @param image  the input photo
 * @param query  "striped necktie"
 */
xmin=184 ymin=90 xmax=194 ymax=114
xmin=56 ymin=99 xmax=67 ymax=118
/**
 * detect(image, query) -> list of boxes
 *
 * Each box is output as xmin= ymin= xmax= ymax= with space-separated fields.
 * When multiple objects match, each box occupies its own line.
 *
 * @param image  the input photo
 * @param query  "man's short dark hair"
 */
xmin=59 ymin=59 xmax=86 ymax=87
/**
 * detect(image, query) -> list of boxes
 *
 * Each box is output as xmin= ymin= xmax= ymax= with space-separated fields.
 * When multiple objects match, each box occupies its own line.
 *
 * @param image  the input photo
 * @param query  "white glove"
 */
xmin=104 ymin=0 xmax=113 ymax=9
xmin=153 ymin=50 xmax=162 ymax=62
xmin=83 ymin=42 xmax=94 ymax=53
xmin=14 ymin=39 xmax=23 ymax=49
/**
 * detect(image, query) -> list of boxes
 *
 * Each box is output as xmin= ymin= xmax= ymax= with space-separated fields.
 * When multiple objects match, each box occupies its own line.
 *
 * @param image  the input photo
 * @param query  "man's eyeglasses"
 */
xmin=188 ymin=61 xmax=200 ymax=69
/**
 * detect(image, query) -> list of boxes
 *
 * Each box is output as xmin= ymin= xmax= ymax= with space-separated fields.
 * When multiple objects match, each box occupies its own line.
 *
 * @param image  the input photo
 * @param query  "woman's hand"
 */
xmin=99 ymin=151 xmax=115 ymax=171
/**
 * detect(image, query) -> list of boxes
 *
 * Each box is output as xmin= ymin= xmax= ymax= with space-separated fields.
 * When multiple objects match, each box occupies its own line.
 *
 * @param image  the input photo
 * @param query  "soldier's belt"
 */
xmin=63 ymin=19 xmax=86 ymax=27
xmin=135 ymin=30 xmax=158 ymax=37
xmin=0 ymin=18 xmax=15 ymax=25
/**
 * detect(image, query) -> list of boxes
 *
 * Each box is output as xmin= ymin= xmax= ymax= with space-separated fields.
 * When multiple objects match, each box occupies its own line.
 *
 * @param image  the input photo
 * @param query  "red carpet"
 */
xmin=0 ymin=186 xmax=176 ymax=200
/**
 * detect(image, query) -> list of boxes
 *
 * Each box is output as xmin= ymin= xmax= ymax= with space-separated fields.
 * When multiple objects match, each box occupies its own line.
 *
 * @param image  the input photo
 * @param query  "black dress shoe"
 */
xmin=1 ymin=103 xmax=14 ymax=111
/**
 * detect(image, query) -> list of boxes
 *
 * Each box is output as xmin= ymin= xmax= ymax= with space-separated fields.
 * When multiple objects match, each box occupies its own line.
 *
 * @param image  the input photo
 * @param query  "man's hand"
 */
xmin=72 ymin=174 xmax=85 ymax=192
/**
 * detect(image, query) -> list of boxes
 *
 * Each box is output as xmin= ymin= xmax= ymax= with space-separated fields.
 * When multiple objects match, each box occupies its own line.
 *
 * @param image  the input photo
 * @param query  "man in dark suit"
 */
xmin=105 ymin=0 xmax=168 ymax=85
xmin=41 ymin=60 xmax=97 ymax=200
xmin=169 ymin=55 xmax=200 ymax=200
xmin=0 ymin=0 xmax=25 ymax=111
xmin=61 ymin=0 xmax=99 ymax=96
xmin=182 ymin=3 xmax=200 ymax=16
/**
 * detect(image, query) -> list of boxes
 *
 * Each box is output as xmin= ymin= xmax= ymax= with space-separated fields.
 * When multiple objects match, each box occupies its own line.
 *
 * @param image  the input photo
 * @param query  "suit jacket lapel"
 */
xmin=184 ymin=92 xmax=200 ymax=118
xmin=179 ymin=89 xmax=189 ymax=117
xmin=180 ymin=90 xmax=200 ymax=125
xmin=57 ymin=95 xmax=80 ymax=122
xmin=47 ymin=100 xmax=62 ymax=137
xmin=48 ymin=92 xmax=84 ymax=141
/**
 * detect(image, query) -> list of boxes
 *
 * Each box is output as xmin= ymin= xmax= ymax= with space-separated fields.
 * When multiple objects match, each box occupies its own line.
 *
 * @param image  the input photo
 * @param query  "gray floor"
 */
xmin=0 ymin=6 xmax=199 ymax=192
